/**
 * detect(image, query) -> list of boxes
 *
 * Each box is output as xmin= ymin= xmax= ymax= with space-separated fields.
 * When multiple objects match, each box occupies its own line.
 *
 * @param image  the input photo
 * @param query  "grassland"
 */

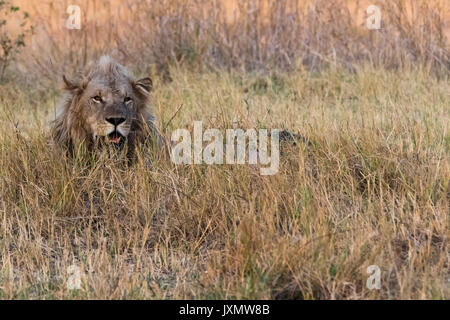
xmin=0 ymin=0 xmax=449 ymax=300
xmin=0 ymin=65 xmax=448 ymax=299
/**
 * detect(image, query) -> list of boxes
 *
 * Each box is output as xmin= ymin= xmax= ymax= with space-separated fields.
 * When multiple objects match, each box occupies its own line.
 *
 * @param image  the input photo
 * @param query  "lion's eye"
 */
xmin=124 ymin=97 xmax=132 ymax=103
xmin=92 ymin=96 xmax=103 ymax=103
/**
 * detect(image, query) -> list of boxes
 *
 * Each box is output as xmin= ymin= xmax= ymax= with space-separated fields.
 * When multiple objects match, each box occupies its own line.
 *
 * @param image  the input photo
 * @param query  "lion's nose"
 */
xmin=106 ymin=117 xmax=126 ymax=126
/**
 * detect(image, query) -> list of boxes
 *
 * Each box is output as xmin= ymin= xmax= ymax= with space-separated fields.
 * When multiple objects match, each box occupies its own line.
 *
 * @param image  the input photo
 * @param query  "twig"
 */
xmin=163 ymin=103 xmax=183 ymax=132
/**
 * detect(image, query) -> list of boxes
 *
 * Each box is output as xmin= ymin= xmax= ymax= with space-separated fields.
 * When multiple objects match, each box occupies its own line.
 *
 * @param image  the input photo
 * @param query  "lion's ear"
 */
xmin=134 ymin=77 xmax=153 ymax=96
xmin=62 ymin=75 xmax=79 ymax=91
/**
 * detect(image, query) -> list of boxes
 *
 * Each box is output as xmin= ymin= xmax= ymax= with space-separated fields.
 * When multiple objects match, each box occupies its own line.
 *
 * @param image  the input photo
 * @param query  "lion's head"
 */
xmin=51 ymin=55 xmax=159 ymax=157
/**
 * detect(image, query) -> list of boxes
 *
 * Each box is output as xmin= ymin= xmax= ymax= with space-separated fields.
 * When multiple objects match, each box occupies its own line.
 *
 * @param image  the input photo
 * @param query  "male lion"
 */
xmin=51 ymin=55 xmax=161 ymax=158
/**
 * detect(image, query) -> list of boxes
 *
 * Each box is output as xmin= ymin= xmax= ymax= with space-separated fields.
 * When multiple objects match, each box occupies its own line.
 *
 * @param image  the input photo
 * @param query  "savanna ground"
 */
xmin=0 ymin=0 xmax=449 ymax=299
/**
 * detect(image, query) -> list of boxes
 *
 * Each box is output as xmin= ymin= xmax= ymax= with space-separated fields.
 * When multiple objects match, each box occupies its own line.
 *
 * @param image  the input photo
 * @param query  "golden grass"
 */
xmin=0 ymin=0 xmax=449 ymax=300
xmin=0 ymin=65 xmax=448 ymax=299
xmin=5 ymin=0 xmax=449 ymax=85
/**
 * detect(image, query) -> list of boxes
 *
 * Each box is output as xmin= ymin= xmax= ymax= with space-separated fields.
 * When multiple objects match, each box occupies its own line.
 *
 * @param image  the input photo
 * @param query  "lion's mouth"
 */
xmin=107 ymin=131 xmax=125 ymax=145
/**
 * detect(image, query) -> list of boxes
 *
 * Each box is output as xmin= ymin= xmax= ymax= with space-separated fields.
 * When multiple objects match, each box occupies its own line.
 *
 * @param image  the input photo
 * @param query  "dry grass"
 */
xmin=7 ymin=0 xmax=450 ymax=85
xmin=0 ymin=0 xmax=449 ymax=300
xmin=0 ymin=65 xmax=448 ymax=299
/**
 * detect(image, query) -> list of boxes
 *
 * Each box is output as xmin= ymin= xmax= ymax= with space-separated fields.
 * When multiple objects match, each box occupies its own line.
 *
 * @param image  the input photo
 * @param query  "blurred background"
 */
xmin=1 ymin=0 xmax=449 ymax=86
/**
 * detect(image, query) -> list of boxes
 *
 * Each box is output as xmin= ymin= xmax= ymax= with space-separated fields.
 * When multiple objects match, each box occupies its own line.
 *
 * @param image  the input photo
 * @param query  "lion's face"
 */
xmin=80 ymin=77 xmax=139 ymax=146
xmin=53 ymin=56 xmax=154 ymax=154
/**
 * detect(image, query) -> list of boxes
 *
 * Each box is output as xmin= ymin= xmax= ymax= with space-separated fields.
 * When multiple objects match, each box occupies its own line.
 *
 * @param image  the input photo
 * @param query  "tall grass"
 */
xmin=0 ymin=66 xmax=448 ymax=299
xmin=0 ymin=0 xmax=448 ymax=299
xmin=9 ymin=0 xmax=450 ymax=85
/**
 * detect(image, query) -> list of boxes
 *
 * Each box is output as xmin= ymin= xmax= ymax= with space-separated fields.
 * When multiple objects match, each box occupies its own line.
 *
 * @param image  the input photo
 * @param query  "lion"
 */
xmin=51 ymin=55 xmax=162 ymax=159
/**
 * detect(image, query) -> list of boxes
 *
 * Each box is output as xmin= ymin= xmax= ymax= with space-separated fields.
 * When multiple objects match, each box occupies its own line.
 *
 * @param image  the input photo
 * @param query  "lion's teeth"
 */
xmin=109 ymin=136 xmax=121 ymax=143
